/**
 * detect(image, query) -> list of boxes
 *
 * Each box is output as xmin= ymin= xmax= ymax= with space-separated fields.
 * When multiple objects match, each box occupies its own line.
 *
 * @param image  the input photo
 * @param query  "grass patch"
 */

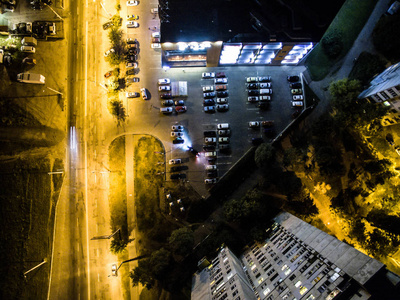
xmin=0 ymin=155 xmax=63 ymax=299
xmin=305 ymin=0 xmax=378 ymax=80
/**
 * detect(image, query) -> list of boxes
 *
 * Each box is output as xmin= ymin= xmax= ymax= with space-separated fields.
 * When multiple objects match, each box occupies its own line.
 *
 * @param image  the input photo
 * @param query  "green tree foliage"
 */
xmin=108 ymin=26 xmax=123 ymax=47
xmin=107 ymin=99 xmax=126 ymax=121
xmin=348 ymin=218 xmax=367 ymax=245
xmin=129 ymin=248 xmax=172 ymax=289
xmin=168 ymin=227 xmax=194 ymax=256
xmin=372 ymin=13 xmax=400 ymax=62
xmin=330 ymin=188 xmax=360 ymax=216
xmin=110 ymin=238 xmax=128 ymax=254
xmin=285 ymin=191 xmax=319 ymax=217
xmin=321 ymin=29 xmax=343 ymax=59
xmin=314 ymin=145 xmax=345 ymax=176
xmin=111 ymin=15 xmax=122 ymax=27
xmin=367 ymin=210 xmax=400 ymax=236
xmin=105 ymin=51 xmax=123 ymax=66
xmin=275 ymin=171 xmax=302 ymax=198
xmin=254 ymin=143 xmax=276 ymax=169
xmin=349 ymin=51 xmax=386 ymax=85
xmin=366 ymin=228 xmax=399 ymax=258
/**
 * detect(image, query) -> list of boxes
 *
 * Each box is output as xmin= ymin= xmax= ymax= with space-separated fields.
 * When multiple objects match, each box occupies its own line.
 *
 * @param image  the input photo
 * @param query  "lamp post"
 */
xmin=43 ymin=4 xmax=63 ymax=20
xmin=24 ymin=259 xmax=47 ymax=279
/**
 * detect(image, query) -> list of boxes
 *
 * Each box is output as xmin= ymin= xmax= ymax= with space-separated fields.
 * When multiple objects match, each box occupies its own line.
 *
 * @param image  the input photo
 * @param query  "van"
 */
xmin=217 ymin=123 xmax=229 ymax=129
xmin=21 ymin=46 xmax=35 ymax=53
xmin=259 ymin=89 xmax=272 ymax=95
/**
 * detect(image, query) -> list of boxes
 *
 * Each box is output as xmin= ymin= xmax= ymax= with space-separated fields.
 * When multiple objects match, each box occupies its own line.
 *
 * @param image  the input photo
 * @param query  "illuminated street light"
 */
xmin=24 ymin=259 xmax=47 ymax=279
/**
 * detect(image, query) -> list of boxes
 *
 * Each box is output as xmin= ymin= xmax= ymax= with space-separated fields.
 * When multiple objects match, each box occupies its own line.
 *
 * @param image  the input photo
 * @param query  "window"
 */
xmin=263 ymin=288 xmax=271 ymax=296
xmin=231 ymin=284 xmax=236 ymax=290
xmin=299 ymin=286 xmax=308 ymax=295
xmin=295 ymin=281 xmax=302 ymax=288
xmin=232 ymin=290 xmax=238 ymax=297
xmin=289 ymin=274 xmax=296 ymax=281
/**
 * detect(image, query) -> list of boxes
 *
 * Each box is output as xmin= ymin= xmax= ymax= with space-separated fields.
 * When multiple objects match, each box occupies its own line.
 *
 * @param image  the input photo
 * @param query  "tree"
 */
xmin=108 ymin=26 xmax=123 ymax=47
xmin=254 ymin=143 xmax=276 ymax=169
xmin=107 ymin=99 xmax=126 ymax=122
xmin=372 ymin=13 xmax=400 ymax=62
xmin=321 ymin=29 xmax=343 ymax=59
xmin=129 ymin=259 xmax=155 ymax=289
xmin=149 ymin=248 xmax=171 ymax=279
xmin=168 ymin=227 xmax=194 ymax=256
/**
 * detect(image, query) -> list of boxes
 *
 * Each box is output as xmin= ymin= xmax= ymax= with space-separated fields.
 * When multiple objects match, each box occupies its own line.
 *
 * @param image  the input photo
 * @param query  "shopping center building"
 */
xmin=158 ymin=0 xmax=345 ymax=68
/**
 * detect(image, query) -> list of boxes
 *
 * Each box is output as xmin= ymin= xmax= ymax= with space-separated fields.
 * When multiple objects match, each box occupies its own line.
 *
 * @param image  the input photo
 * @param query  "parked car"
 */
xmin=172 ymin=137 xmax=184 ymax=144
xmin=258 ymin=102 xmax=270 ymax=110
xmin=207 ymin=170 xmax=218 ymax=178
xmin=140 ymin=88 xmax=148 ymax=99
xmin=206 ymin=165 xmax=217 ymax=170
xmin=126 ymin=38 xmax=138 ymax=44
xmin=216 ymin=72 xmax=226 ymax=78
xmin=171 ymin=131 xmax=184 ymax=137
xmin=219 ymin=144 xmax=231 ymax=152
xmin=103 ymin=21 xmax=113 ymax=30
xmin=291 ymin=89 xmax=303 ymax=95
xmin=290 ymin=82 xmax=302 ymax=89
xmin=21 ymin=46 xmax=35 ymax=53
xmin=248 ymin=90 xmax=259 ymax=96
xmin=160 ymin=93 xmax=172 ymax=99
xmin=215 ymin=78 xmax=228 ymax=84
xmin=104 ymin=71 xmax=113 ymax=78
xmin=287 ymin=75 xmax=299 ymax=82
xmin=260 ymin=96 xmax=271 ymax=101
xmin=205 ymin=178 xmax=218 ymax=184
xmin=169 ymin=159 xmax=182 ymax=164
xmin=218 ymin=137 xmax=230 ymax=143
xmin=217 ymin=91 xmax=228 ymax=97
xmin=258 ymin=76 xmax=271 ymax=82
xmin=248 ymin=96 xmax=259 ymax=102
xmin=248 ymin=121 xmax=260 ymax=128
xmin=292 ymin=101 xmax=304 ymax=107
xmin=217 ymin=123 xmax=230 ymax=129
xmin=259 ymin=82 xmax=271 ymax=88
xmin=162 ymin=100 xmax=174 ymax=106
xmin=205 ymin=137 xmax=217 ymax=144
xmin=204 ymin=131 xmax=217 ymax=137
xmin=127 ymin=14 xmax=139 ymax=20
xmin=151 ymin=43 xmax=161 ymax=49
xmin=170 ymin=173 xmax=186 ymax=179
xmin=126 ymin=62 xmax=138 ymax=68
xmin=22 ymin=57 xmax=36 ymax=65
xmin=216 ymin=98 xmax=228 ymax=104
xmin=188 ymin=146 xmax=200 ymax=157
xmin=126 ymin=69 xmax=137 ymax=75
xmin=175 ymin=106 xmax=187 ymax=113
xmin=247 ymin=83 xmax=258 ymax=90
xmin=204 ymin=106 xmax=216 ymax=113
xmin=259 ymin=89 xmax=272 ymax=95
xmin=170 ymin=166 xmax=188 ymax=172
xmin=158 ymin=78 xmax=170 ymax=84
xmin=127 ymin=0 xmax=139 ymax=6
xmin=126 ymin=54 xmax=138 ymax=61
xmin=126 ymin=92 xmax=140 ymax=98
xmin=246 ymin=77 xmax=258 ymax=82
xmin=216 ymin=104 xmax=229 ymax=112
xmin=126 ymin=77 xmax=139 ymax=83
xmin=202 ymin=72 xmax=215 ymax=78
xmin=203 ymin=145 xmax=216 ymax=151
xmin=215 ymin=85 xmax=227 ymax=91
xmin=262 ymin=121 xmax=274 ymax=127
xmin=172 ymin=125 xmax=184 ymax=131
xmin=159 ymin=85 xmax=171 ymax=91
xmin=111 ymin=264 xmax=117 ymax=276
xmin=127 ymin=21 xmax=139 ymax=28
xmin=202 ymin=86 xmax=214 ymax=92
xmin=160 ymin=107 xmax=173 ymax=114
xmin=293 ymin=95 xmax=303 ymax=100
xmin=203 ymin=92 xmax=216 ymax=98
xmin=203 ymin=99 xmax=215 ymax=106
xmin=218 ymin=130 xmax=231 ymax=136
xmin=205 ymin=151 xmax=217 ymax=157
xmin=104 ymin=48 xmax=115 ymax=57
xmin=175 ymin=100 xmax=185 ymax=106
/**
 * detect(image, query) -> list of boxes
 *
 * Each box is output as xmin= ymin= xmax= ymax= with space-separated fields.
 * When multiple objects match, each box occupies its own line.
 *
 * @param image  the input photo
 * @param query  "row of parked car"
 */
xmin=287 ymin=75 xmax=304 ymax=107
xmin=201 ymin=72 xmax=229 ymax=113
xmin=157 ymin=78 xmax=188 ymax=115
xmin=246 ymin=76 xmax=273 ymax=110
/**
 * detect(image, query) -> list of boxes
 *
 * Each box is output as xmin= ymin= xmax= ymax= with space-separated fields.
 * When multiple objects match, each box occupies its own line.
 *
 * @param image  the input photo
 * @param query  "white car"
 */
xmin=205 ymin=151 xmax=217 ymax=157
xmin=158 ymin=78 xmax=170 ymax=85
xmin=152 ymin=32 xmax=160 ymax=38
xmin=260 ymin=96 xmax=271 ymax=101
xmin=204 ymin=137 xmax=217 ymax=144
xmin=293 ymin=95 xmax=304 ymax=100
xmin=218 ymin=137 xmax=230 ymax=143
xmin=171 ymin=131 xmax=184 ymax=137
xmin=217 ymin=123 xmax=229 ymax=129
xmin=215 ymin=78 xmax=228 ymax=84
xmin=216 ymin=98 xmax=228 ymax=104
xmin=127 ymin=0 xmax=138 ymax=6
xmin=126 ymin=92 xmax=140 ymax=98
xmin=259 ymin=82 xmax=271 ymax=88
xmin=202 ymin=86 xmax=214 ymax=92
xmin=206 ymin=165 xmax=217 ymax=170
xmin=171 ymin=125 xmax=183 ymax=131
xmin=49 ymin=23 xmax=56 ymax=35
xmin=21 ymin=46 xmax=35 ymax=53
xmin=248 ymin=121 xmax=260 ymax=128
xmin=205 ymin=178 xmax=218 ymax=184
xmin=160 ymin=107 xmax=173 ymax=114
xmin=151 ymin=43 xmax=161 ymax=49
xmin=127 ymin=21 xmax=139 ymax=28
xmin=159 ymin=86 xmax=171 ymax=91
xmin=292 ymin=101 xmax=304 ymax=107
xmin=104 ymin=48 xmax=115 ymax=57
xmin=111 ymin=264 xmax=117 ymax=276
xmin=169 ymin=159 xmax=182 ymax=164
xmin=126 ymin=62 xmax=138 ymax=68
xmin=246 ymin=77 xmax=258 ymax=83
xmin=140 ymin=88 xmax=148 ymax=99
xmin=202 ymin=72 xmax=215 ymax=79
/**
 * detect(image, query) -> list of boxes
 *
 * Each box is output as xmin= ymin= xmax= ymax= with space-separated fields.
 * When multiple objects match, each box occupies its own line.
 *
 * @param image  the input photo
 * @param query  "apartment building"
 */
xmin=191 ymin=212 xmax=400 ymax=300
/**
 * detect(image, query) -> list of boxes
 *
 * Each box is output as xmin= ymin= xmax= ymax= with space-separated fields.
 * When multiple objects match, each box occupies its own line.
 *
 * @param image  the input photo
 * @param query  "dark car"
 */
xmin=252 ymin=137 xmax=264 ymax=146
xmin=217 ymin=91 xmax=228 ymax=98
xmin=216 ymin=72 xmax=226 ymax=78
xmin=248 ymin=90 xmax=259 ymax=96
xmin=204 ymin=106 xmax=215 ymax=113
xmin=160 ymin=93 xmax=172 ymax=99
xmin=127 ymin=38 xmax=138 ymax=44
xmin=258 ymin=102 xmax=270 ymax=110
xmin=247 ymin=83 xmax=259 ymax=89
xmin=204 ymin=131 xmax=217 ymax=137
xmin=258 ymin=76 xmax=271 ymax=82
xmin=127 ymin=48 xmax=139 ymax=55
xmin=203 ymin=145 xmax=216 ymax=151
xmin=203 ymin=99 xmax=215 ymax=106
xmin=287 ymin=75 xmax=300 ymax=82
xmin=173 ymin=137 xmax=184 ymax=144
xmin=103 ymin=21 xmax=113 ymax=30
xmin=203 ymin=92 xmax=216 ymax=98
xmin=126 ymin=55 xmax=138 ymax=61
xmin=175 ymin=106 xmax=187 ymax=113
xmin=216 ymin=104 xmax=229 ymax=112
xmin=219 ymin=144 xmax=231 ymax=153
xmin=170 ymin=173 xmax=186 ymax=180
xmin=290 ymin=82 xmax=302 ymax=89
xmin=126 ymin=69 xmax=136 ymax=76
xmin=188 ymin=146 xmax=199 ymax=157
xmin=171 ymin=165 xmax=188 ymax=172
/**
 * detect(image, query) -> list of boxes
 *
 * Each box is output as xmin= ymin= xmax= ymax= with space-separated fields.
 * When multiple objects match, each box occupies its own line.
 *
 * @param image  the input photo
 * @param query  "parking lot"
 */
xmin=154 ymin=65 xmax=306 ymax=196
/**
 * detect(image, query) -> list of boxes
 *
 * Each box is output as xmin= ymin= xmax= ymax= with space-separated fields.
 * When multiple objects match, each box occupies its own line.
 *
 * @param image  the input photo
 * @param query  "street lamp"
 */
xmin=43 ymin=3 xmax=63 ymax=20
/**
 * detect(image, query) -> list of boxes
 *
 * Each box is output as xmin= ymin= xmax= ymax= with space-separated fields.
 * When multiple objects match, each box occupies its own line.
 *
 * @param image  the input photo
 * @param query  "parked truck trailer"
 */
xmin=17 ymin=73 xmax=45 ymax=84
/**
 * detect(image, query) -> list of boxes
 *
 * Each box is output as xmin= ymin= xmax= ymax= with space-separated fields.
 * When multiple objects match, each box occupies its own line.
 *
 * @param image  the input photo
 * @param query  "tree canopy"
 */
xmin=168 ymin=227 xmax=194 ymax=257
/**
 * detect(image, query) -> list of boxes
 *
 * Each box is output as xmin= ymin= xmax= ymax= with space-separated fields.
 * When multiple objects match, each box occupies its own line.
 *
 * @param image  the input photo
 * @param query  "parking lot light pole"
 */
xmin=24 ymin=259 xmax=47 ymax=279
xmin=100 ymin=2 xmax=112 ymax=17
xmin=47 ymin=87 xmax=63 ymax=97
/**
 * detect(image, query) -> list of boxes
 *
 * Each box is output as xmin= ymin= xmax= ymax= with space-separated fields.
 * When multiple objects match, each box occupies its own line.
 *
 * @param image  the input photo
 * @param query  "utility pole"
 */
xmin=24 ymin=260 xmax=47 ymax=279
xmin=44 ymin=4 xmax=63 ymax=20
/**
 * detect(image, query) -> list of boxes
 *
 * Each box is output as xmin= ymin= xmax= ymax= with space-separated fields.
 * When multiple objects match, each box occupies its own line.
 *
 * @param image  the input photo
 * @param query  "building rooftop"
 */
xmin=160 ymin=0 xmax=345 ymax=43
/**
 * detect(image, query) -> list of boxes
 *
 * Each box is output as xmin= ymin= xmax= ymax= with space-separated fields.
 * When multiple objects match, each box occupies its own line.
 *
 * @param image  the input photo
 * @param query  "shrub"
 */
xmin=320 ymin=29 xmax=343 ymax=59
